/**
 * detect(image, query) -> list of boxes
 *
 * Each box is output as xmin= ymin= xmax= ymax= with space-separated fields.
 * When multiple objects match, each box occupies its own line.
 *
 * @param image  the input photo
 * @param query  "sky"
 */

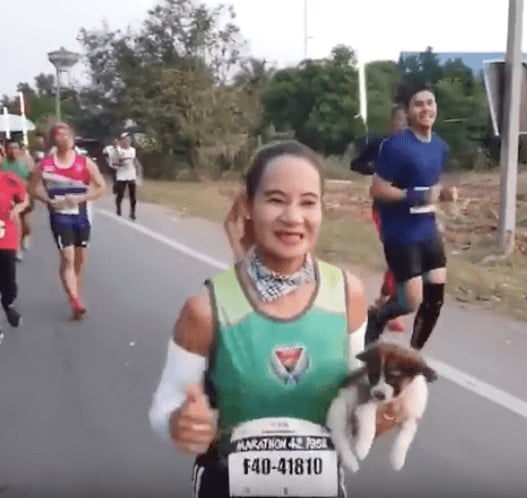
xmin=0 ymin=0 xmax=523 ymax=96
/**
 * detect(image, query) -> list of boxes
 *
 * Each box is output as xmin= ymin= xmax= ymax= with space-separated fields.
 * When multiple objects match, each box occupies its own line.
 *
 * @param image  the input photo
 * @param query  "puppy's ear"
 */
xmin=356 ymin=345 xmax=377 ymax=363
xmin=341 ymin=366 xmax=368 ymax=388
xmin=421 ymin=365 xmax=438 ymax=383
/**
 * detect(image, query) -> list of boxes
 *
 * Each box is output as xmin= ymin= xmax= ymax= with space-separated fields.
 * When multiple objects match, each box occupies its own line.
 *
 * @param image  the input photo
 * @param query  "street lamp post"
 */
xmin=47 ymin=47 xmax=80 ymax=122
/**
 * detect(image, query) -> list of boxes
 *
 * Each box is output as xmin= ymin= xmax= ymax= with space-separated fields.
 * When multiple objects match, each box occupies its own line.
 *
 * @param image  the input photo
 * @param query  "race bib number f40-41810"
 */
xmin=228 ymin=418 xmax=339 ymax=497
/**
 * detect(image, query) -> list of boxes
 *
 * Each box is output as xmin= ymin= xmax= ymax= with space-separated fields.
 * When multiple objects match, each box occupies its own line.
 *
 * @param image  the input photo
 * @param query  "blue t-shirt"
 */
xmin=375 ymin=129 xmax=448 ymax=244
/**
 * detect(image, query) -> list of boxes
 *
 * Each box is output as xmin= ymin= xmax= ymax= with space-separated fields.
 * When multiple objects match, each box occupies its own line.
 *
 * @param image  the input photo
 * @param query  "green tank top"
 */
xmin=207 ymin=259 xmax=351 ymax=453
xmin=2 ymin=159 xmax=29 ymax=181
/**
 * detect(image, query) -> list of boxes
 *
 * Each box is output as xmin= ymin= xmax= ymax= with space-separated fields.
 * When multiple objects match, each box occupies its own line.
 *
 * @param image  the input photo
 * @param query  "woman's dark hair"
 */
xmin=245 ymin=140 xmax=324 ymax=201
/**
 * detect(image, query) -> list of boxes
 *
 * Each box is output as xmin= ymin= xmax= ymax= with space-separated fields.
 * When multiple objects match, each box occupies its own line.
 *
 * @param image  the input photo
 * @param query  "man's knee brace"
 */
xmin=423 ymin=282 xmax=444 ymax=313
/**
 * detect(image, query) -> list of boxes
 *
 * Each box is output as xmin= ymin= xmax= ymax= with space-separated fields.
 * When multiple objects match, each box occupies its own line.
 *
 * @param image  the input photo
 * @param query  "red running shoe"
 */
xmin=69 ymin=296 xmax=87 ymax=321
xmin=387 ymin=317 xmax=405 ymax=333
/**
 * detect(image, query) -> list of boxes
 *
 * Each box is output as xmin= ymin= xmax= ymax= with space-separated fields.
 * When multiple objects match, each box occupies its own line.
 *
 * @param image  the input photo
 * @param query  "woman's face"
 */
xmin=249 ymin=154 xmax=322 ymax=270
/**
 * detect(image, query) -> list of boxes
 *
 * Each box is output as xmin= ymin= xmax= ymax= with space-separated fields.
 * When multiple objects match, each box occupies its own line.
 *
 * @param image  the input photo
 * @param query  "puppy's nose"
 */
xmin=373 ymin=391 xmax=386 ymax=401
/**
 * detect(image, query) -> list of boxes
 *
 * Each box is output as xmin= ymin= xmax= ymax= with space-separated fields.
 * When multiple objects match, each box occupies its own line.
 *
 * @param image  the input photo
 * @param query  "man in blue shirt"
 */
xmin=366 ymin=83 xmax=451 ymax=350
xmin=351 ymin=105 xmax=408 ymax=332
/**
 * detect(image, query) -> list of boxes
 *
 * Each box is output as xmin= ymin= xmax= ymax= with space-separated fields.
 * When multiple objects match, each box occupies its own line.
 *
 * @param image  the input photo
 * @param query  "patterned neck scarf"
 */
xmin=244 ymin=249 xmax=316 ymax=302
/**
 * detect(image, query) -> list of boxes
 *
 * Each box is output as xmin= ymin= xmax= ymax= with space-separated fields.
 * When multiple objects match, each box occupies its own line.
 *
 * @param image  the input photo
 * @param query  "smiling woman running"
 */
xmin=149 ymin=141 xmax=372 ymax=498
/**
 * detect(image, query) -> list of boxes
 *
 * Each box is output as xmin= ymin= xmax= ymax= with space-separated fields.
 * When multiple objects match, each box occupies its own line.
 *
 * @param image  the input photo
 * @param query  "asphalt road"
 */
xmin=0 ymin=200 xmax=526 ymax=498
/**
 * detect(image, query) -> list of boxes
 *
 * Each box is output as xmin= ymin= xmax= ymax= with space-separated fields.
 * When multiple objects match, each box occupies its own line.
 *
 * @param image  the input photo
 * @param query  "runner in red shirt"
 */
xmin=0 ymin=170 xmax=29 ymax=336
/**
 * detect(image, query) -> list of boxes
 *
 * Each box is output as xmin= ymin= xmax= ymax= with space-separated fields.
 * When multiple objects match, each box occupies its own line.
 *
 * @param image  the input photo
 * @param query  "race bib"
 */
xmin=409 ymin=186 xmax=436 ymax=215
xmin=0 ymin=220 xmax=5 ymax=239
xmin=228 ymin=418 xmax=339 ymax=497
xmin=409 ymin=205 xmax=436 ymax=215
xmin=53 ymin=195 xmax=79 ymax=215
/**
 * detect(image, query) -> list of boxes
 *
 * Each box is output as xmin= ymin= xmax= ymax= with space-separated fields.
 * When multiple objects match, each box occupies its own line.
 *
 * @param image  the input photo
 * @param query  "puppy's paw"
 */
xmin=337 ymin=445 xmax=359 ymax=473
xmin=389 ymin=447 xmax=407 ymax=471
xmin=349 ymin=460 xmax=360 ymax=473
xmin=354 ymin=438 xmax=373 ymax=461
xmin=343 ymin=455 xmax=360 ymax=474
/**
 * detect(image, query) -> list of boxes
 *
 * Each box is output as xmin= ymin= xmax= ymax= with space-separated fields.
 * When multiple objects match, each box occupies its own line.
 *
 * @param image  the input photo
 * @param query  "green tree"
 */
xmin=365 ymin=60 xmax=401 ymax=133
xmin=34 ymin=74 xmax=56 ymax=96
xmin=233 ymin=57 xmax=275 ymax=136
xmin=78 ymin=0 xmax=252 ymax=176
xmin=398 ymin=46 xmax=443 ymax=87
xmin=76 ymin=22 xmax=127 ymax=140
xmin=434 ymin=77 xmax=490 ymax=159
xmin=263 ymin=44 xmax=362 ymax=155
xmin=1 ymin=78 xmax=86 ymax=133
xmin=397 ymin=47 xmax=492 ymax=166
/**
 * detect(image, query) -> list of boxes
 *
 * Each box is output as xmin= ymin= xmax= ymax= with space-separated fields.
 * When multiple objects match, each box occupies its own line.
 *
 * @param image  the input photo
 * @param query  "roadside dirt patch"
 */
xmin=139 ymin=171 xmax=527 ymax=321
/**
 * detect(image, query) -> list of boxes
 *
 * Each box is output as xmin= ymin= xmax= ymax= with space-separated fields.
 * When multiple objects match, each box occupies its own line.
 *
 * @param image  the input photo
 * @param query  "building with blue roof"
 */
xmin=398 ymin=51 xmax=527 ymax=76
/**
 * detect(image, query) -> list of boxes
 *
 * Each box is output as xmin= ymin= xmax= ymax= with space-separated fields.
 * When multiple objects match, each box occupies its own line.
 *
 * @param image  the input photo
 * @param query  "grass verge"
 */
xmin=139 ymin=173 xmax=527 ymax=322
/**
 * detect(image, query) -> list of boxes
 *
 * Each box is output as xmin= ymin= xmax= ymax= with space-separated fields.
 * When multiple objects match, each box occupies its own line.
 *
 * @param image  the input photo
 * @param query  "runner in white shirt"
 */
xmin=103 ymin=139 xmax=119 ymax=194
xmin=102 ymin=141 xmax=118 ymax=170
xmin=112 ymin=132 xmax=139 ymax=220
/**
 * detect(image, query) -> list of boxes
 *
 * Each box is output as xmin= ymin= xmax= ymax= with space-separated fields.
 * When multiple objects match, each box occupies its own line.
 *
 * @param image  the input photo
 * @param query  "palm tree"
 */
xmin=233 ymin=57 xmax=275 ymax=90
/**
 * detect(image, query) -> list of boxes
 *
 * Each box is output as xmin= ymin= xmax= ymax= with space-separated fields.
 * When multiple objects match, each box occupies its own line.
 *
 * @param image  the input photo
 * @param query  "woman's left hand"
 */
xmin=375 ymin=399 xmax=403 ymax=438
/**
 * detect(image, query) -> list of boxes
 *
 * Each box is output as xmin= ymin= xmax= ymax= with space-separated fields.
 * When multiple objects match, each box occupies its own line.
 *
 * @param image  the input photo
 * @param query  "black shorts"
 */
xmin=191 ymin=450 xmax=347 ymax=498
xmin=50 ymin=222 xmax=91 ymax=250
xmin=383 ymin=235 xmax=447 ymax=284
xmin=0 ymin=249 xmax=17 ymax=309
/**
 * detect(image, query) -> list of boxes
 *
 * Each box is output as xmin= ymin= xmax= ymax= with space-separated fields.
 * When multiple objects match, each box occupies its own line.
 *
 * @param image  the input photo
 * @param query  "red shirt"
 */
xmin=0 ymin=171 xmax=25 ymax=251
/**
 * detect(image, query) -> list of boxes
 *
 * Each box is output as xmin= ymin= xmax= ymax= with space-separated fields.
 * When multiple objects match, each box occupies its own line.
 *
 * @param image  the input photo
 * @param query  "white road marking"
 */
xmin=97 ymin=209 xmax=228 ymax=271
xmin=427 ymin=358 xmax=527 ymax=419
xmin=96 ymin=207 xmax=527 ymax=420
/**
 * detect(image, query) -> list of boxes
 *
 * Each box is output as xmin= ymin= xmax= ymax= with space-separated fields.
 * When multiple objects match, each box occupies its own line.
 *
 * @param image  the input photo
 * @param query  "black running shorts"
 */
xmin=50 ymin=222 xmax=91 ymax=250
xmin=383 ymin=235 xmax=447 ymax=284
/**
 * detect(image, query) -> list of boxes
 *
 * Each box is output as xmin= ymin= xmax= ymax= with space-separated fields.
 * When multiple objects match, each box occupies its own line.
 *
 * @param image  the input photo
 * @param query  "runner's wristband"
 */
xmin=404 ymin=187 xmax=431 ymax=207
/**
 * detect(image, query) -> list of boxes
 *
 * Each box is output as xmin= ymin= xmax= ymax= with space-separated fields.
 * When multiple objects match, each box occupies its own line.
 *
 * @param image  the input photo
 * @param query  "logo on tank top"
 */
xmin=270 ymin=346 xmax=310 ymax=385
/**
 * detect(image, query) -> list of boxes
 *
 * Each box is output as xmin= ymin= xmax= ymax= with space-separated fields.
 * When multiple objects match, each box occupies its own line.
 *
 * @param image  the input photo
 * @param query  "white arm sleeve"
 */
xmin=148 ymin=339 xmax=207 ymax=440
xmin=348 ymin=320 xmax=366 ymax=371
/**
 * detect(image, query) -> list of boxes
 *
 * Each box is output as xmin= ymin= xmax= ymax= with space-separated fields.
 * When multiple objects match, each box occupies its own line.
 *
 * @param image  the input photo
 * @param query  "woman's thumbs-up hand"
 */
xmin=169 ymin=384 xmax=217 ymax=455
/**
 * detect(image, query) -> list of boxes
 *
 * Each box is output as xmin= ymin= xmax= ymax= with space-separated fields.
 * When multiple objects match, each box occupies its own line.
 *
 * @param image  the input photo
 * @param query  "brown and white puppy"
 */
xmin=326 ymin=342 xmax=438 ymax=473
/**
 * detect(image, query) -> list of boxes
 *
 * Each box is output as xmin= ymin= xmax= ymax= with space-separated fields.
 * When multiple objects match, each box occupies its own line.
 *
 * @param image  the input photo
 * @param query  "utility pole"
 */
xmin=303 ymin=0 xmax=308 ymax=59
xmin=498 ymin=0 xmax=524 ymax=254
